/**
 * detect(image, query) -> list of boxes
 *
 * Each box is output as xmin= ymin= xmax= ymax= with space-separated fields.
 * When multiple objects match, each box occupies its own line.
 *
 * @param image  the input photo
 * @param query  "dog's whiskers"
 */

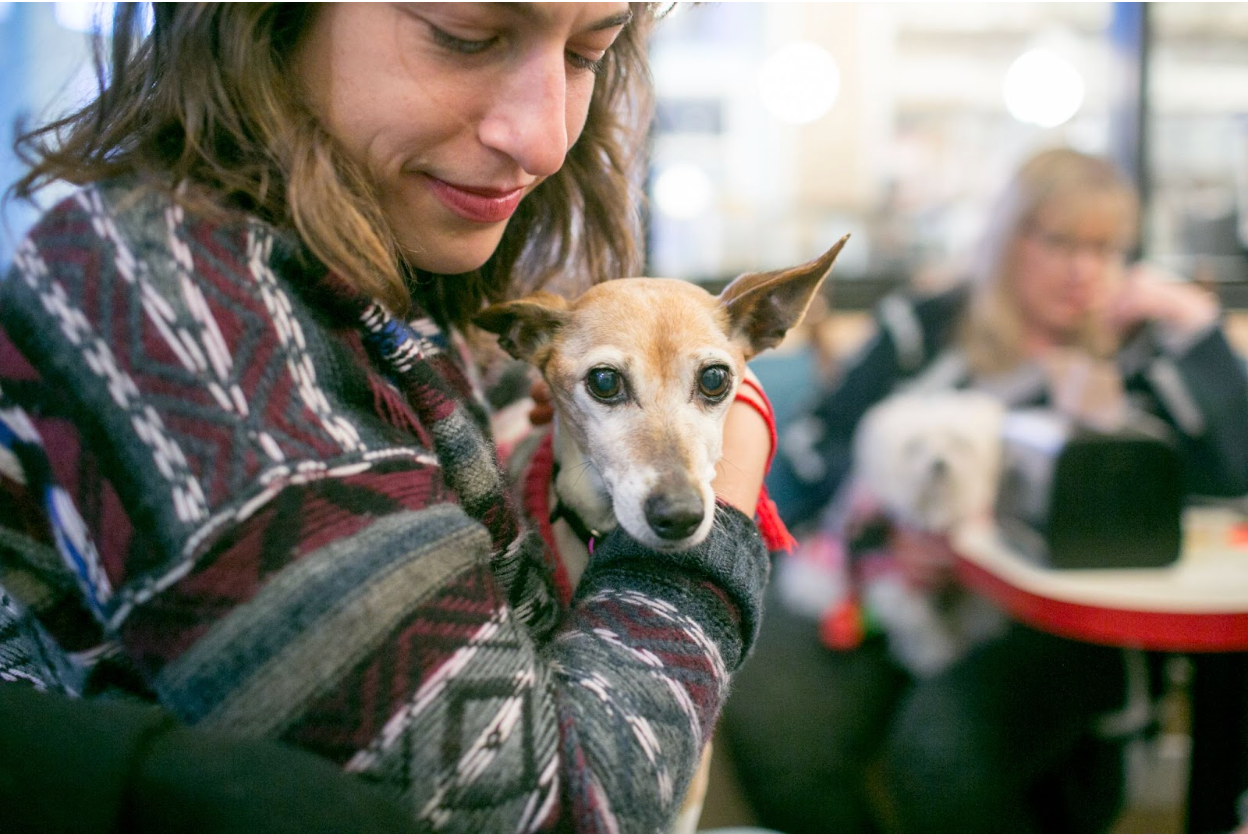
xmin=568 ymin=460 xmax=594 ymax=491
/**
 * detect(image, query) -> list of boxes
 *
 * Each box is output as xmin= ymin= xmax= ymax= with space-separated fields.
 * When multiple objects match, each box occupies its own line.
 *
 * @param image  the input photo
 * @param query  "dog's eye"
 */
xmin=586 ymin=367 xmax=624 ymax=402
xmin=698 ymin=365 xmax=731 ymax=401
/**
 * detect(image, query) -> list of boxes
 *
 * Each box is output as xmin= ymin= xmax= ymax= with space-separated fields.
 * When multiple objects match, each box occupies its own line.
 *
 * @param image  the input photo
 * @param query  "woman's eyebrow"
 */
xmin=496 ymin=4 xmax=634 ymax=32
xmin=589 ymin=9 xmax=634 ymax=31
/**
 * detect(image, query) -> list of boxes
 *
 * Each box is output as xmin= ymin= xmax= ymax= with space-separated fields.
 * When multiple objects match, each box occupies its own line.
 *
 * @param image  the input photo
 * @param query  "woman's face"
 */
xmin=294 ymin=3 xmax=632 ymax=275
xmin=1010 ymin=194 xmax=1129 ymax=345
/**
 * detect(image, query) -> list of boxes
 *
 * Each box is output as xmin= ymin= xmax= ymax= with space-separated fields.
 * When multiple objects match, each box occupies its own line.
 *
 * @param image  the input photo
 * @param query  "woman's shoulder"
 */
xmin=867 ymin=280 xmax=969 ymax=364
xmin=16 ymin=176 xmax=264 ymax=259
xmin=876 ymin=280 xmax=969 ymax=325
xmin=7 ymin=176 xmax=311 ymax=309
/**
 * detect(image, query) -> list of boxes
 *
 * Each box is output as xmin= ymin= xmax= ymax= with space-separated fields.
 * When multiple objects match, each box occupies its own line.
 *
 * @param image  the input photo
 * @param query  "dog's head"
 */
xmin=475 ymin=236 xmax=847 ymax=551
xmin=854 ymin=391 xmax=1004 ymax=532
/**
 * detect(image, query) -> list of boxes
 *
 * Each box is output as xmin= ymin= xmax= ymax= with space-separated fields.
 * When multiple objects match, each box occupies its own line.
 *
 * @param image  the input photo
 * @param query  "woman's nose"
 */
xmin=1067 ymin=247 xmax=1111 ymax=285
xmin=478 ymin=51 xmax=570 ymax=178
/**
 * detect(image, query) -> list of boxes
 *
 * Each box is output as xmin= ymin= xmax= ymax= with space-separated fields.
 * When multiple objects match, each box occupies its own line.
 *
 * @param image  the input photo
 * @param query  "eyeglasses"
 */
xmin=1025 ymin=226 xmax=1126 ymax=261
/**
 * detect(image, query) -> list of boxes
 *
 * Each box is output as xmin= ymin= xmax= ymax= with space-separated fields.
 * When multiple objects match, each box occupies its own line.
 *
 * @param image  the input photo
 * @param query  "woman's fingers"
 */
xmin=529 ymin=378 xmax=555 ymax=426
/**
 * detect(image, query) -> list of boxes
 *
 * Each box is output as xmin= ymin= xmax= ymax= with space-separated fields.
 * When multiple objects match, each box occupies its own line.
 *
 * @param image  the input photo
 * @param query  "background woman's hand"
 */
xmin=529 ymin=378 xmax=555 ymax=427
xmin=889 ymin=524 xmax=959 ymax=591
xmin=1106 ymin=263 xmax=1219 ymax=342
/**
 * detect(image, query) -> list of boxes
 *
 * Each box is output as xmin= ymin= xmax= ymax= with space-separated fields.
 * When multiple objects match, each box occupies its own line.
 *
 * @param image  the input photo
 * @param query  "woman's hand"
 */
xmin=1106 ymin=263 xmax=1219 ymax=342
xmin=889 ymin=524 xmax=959 ymax=591
xmin=528 ymin=378 xmax=555 ymax=427
xmin=712 ymin=369 xmax=771 ymax=517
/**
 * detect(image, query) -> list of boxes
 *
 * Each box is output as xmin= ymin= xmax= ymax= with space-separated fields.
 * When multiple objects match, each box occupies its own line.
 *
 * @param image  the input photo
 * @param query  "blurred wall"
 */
xmin=3 ymin=3 xmax=1246 ymax=308
xmin=0 ymin=2 xmax=97 ymax=266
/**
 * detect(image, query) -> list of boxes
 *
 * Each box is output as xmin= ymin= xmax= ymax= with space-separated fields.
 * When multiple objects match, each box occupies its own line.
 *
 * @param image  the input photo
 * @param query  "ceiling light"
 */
xmin=758 ymin=41 xmax=841 ymax=126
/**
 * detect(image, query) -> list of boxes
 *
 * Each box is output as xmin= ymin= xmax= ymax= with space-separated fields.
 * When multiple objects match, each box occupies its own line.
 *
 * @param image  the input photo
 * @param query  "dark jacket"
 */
xmin=772 ymin=284 xmax=1248 ymax=529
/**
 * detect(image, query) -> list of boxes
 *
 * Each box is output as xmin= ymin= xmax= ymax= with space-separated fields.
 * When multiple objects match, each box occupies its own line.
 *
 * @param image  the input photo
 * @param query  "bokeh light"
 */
xmin=653 ymin=163 xmax=714 ymax=220
xmin=1003 ymin=48 xmax=1085 ymax=128
xmin=758 ymin=41 xmax=841 ymax=126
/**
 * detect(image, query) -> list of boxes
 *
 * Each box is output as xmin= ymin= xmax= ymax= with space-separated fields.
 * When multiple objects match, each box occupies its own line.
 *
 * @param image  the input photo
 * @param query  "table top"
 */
xmin=954 ymin=506 xmax=1248 ymax=652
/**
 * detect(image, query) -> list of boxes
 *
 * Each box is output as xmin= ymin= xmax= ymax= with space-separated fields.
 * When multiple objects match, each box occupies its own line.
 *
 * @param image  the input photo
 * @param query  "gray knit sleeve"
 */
xmin=544 ymin=504 xmax=770 ymax=832
xmin=576 ymin=503 xmax=770 ymax=670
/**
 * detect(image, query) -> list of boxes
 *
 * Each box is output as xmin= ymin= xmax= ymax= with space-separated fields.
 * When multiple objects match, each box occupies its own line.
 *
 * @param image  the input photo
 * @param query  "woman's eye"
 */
xmin=429 ymin=25 xmax=497 ymax=55
xmin=698 ymin=365 xmax=731 ymax=400
xmin=586 ymin=367 xmax=624 ymax=402
xmin=566 ymin=50 xmax=607 ymax=74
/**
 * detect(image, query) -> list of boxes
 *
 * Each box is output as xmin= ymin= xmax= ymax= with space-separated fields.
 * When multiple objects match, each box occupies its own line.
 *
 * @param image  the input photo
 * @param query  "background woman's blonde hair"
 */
xmin=9 ymin=3 xmax=656 ymax=327
xmin=960 ymin=147 xmax=1138 ymax=375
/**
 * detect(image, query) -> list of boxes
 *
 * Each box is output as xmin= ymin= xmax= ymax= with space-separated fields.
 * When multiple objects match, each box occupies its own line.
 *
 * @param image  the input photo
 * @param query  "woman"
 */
xmin=0 ymin=5 xmax=775 ymax=832
xmin=722 ymin=148 xmax=1248 ymax=834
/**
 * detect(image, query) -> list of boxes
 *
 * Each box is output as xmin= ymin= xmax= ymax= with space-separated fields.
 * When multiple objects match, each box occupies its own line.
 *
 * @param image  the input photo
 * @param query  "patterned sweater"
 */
xmin=0 ymin=179 xmax=770 ymax=833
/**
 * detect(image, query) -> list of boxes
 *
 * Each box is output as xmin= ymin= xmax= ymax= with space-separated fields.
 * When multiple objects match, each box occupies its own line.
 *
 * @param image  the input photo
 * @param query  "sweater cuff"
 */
xmin=576 ymin=503 xmax=770 ymax=669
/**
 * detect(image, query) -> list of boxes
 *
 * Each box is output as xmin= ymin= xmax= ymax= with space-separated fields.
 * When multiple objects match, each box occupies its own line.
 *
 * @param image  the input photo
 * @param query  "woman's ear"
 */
xmin=719 ymin=234 xmax=849 ymax=359
xmin=473 ymin=292 xmax=570 ymax=364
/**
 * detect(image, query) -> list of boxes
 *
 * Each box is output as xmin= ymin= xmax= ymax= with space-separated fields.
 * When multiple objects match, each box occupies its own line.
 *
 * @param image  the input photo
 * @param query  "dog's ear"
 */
xmin=719 ymin=234 xmax=849 ymax=359
xmin=473 ymin=292 xmax=570 ymax=363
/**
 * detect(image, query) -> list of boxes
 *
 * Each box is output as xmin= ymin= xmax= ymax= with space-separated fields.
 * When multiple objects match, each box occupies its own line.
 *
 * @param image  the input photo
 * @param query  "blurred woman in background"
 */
xmin=723 ymin=147 xmax=1248 ymax=834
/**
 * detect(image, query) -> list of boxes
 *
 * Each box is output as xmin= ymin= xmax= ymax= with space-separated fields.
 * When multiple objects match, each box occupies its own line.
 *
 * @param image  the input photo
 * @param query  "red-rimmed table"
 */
xmin=955 ymin=507 xmax=1248 ymax=834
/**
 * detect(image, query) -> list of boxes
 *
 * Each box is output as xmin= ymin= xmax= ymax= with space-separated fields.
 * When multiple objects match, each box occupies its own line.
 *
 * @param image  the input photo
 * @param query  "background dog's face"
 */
xmin=855 ymin=391 xmax=1005 ymax=532
xmin=476 ymin=237 xmax=846 ymax=551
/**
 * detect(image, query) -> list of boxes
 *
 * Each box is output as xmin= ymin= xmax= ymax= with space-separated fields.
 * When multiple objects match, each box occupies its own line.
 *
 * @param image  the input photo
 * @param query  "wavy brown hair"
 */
xmin=9 ymin=3 xmax=656 ymax=326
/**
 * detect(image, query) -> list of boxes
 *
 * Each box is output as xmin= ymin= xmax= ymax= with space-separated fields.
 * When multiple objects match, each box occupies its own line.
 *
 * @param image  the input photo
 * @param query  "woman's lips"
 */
xmin=425 ymin=176 xmax=525 ymax=224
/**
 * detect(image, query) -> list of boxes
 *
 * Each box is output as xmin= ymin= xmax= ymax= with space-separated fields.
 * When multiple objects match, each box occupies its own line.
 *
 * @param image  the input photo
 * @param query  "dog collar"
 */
xmin=549 ymin=460 xmax=601 ymax=553
xmin=549 ymin=497 xmax=601 ymax=554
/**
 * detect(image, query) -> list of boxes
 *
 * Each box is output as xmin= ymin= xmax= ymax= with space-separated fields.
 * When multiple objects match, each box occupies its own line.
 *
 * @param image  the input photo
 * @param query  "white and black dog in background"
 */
xmin=846 ymin=389 xmax=1008 ymax=676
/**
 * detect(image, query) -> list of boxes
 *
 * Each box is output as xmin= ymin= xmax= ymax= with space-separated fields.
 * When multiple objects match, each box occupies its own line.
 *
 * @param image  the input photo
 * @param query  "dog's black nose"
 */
xmin=644 ymin=492 xmax=704 ymax=541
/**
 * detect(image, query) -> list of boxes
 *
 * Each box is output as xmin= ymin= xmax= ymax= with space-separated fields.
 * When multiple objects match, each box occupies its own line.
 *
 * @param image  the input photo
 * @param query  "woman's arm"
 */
xmin=713 ymin=372 xmax=773 ymax=515
xmin=0 ymin=184 xmax=767 ymax=834
xmin=0 ymin=682 xmax=421 ymax=834
xmin=1112 ymin=268 xmax=1248 ymax=497
xmin=1150 ymin=327 xmax=1248 ymax=497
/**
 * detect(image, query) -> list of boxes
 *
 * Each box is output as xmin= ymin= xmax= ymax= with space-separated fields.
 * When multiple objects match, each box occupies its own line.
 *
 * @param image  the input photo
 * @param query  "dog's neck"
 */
xmin=549 ymin=416 xmax=616 ymax=587
xmin=551 ymin=418 xmax=616 ymax=531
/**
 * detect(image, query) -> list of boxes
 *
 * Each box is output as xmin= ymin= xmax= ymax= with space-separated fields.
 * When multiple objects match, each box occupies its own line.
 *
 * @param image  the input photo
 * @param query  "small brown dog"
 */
xmin=476 ymin=235 xmax=847 ymax=832
xmin=477 ymin=236 xmax=846 ymax=567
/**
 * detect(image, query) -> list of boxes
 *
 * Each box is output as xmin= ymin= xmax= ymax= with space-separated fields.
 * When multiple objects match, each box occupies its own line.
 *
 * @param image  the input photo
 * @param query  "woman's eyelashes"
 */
xmin=428 ymin=25 xmax=497 ymax=56
xmin=566 ymin=49 xmax=607 ymax=74
xmin=424 ymin=21 xmax=610 ymax=74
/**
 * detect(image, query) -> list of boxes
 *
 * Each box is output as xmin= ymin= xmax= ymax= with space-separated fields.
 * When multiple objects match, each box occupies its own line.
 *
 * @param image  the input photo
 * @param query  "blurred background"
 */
xmin=644 ymin=2 xmax=1248 ymax=302
xmin=4 ymin=2 xmax=1248 ymax=308
xmin=1 ymin=4 xmax=1244 ymax=833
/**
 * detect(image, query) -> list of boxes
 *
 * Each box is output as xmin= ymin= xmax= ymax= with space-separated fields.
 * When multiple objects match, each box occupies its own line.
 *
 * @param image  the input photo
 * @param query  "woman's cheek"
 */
xmin=565 ymin=81 xmax=596 ymax=147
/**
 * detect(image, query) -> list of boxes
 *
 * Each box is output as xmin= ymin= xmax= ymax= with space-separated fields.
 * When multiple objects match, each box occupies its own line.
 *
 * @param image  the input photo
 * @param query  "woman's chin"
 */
xmin=400 ymin=229 xmax=506 ymax=276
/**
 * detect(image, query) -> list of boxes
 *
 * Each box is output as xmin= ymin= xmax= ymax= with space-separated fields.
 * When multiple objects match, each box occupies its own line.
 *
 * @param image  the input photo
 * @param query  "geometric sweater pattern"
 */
xmin=0 ymin=179 xmax=770 ymax=833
